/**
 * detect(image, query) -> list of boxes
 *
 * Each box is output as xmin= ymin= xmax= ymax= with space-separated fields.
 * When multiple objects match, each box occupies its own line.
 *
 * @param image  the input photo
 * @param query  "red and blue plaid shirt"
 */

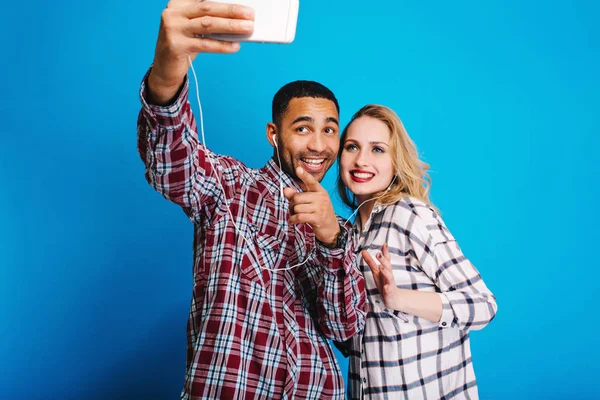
xmin=137 ymin=73 xmax=367 ymax=399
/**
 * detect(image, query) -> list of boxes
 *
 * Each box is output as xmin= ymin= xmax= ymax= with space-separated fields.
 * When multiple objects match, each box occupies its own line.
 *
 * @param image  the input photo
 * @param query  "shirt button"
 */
xmin=442 ymin=322 xmax=447 ymax=326
xmin=363 ymin=378 xmax=367 ymax=383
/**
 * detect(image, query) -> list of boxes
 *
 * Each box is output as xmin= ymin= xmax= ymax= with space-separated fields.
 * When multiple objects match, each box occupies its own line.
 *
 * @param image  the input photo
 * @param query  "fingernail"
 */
xmin=230 ymin=42 xmax=240 ymax=50
xmin=240 ymin=20 xmax=254 ymax=30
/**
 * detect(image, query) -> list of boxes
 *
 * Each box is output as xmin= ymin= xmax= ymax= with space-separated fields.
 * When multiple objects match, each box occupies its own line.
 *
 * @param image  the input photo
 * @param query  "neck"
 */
xmin=356 ymin=195 xmax=376 ymax=232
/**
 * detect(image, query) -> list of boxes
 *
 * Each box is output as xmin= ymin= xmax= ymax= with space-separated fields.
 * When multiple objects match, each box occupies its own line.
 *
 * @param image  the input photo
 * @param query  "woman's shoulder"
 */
xmin=384 ymin=196 xmax=454 ymax=244
xmin=383 ymin=196 xmax=436 ymax=222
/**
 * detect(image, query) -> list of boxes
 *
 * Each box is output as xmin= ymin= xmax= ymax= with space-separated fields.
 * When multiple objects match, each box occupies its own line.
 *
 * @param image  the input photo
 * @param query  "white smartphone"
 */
xmin=206 ymin=0 xmax=299 ymax=44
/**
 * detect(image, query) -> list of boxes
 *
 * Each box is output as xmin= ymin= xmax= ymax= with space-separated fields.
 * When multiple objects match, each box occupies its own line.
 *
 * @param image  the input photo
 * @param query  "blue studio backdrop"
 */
xmin=1 ymin=1 xmax=599 ymax=399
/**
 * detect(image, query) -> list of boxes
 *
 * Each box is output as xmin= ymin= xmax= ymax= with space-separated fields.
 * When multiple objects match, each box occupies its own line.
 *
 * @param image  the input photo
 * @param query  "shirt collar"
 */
xmin=372 ymin=203 xmax=385 ymax=214
xmin=351 ymin=201 xmax=387 ymax=233
xmin=261 ymin=158 xmax=302 ymax=195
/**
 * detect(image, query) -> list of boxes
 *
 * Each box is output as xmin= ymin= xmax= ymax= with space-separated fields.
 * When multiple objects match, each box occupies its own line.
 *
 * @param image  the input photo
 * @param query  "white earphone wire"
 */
xmin=188 ymin=57 xmax=313 ymax=272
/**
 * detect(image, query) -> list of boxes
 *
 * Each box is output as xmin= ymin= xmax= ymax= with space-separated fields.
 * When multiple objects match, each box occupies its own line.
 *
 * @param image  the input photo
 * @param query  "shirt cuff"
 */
xmin=139 ymin=67 xmax=190 ymax=128
xmin=315 ymin=239 xmax=346 ymax=259
xmin=315 ymin=224 xmax=353 ymax=273
xmin=438 ymin=293 xmax=455 ymax=328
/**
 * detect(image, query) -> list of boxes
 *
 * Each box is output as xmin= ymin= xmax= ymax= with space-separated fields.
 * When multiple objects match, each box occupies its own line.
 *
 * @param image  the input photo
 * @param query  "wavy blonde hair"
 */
xmin=337 ymin=104 xmax=433 ymax=209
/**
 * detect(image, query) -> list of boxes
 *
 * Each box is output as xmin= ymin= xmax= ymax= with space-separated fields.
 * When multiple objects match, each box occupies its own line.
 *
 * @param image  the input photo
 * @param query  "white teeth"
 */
xmin=352 ymin=172 xmax=374 ymax=179
xmin=302 ymin=159 xmax=325 ymax=165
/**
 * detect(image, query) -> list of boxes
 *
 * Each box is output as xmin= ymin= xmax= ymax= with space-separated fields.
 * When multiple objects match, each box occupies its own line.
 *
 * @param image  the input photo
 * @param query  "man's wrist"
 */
xmin=147 ymin=70 xmax=186 ymax=106
xmin=319 ymin=224 xmax=347 ymax=249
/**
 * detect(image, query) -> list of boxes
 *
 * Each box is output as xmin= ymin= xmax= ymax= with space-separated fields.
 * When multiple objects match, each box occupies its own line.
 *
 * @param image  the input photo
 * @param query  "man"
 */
xmin=137 ymin=1 xmax=366 ymax=399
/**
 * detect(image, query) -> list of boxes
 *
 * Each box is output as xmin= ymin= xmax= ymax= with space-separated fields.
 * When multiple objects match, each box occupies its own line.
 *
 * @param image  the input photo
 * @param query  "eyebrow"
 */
xmin=326 ymin=117 xmax=339 ymax=126
xmin=370 ymin=141 xmax=389 ymax=146
xmin=291 ymin=116 xmax=339 ymax=126
xmin=345 ymin=139 xmax=389 ymax=147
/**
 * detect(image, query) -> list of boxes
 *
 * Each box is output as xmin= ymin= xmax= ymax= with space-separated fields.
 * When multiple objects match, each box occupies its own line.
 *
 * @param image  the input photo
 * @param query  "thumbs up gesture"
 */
xmin=283 ymin=167 xmax=341 ymax=248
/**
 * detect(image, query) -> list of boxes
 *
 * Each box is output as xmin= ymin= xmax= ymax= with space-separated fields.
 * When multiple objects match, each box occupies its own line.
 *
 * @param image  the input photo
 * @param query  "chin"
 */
xmin=350 ymin=185 xmax=384 ymax=198
xmin=310 ymin=171 xmax=327 ymax=182
xmin=346 ymin=185 xmax=364 ymax=197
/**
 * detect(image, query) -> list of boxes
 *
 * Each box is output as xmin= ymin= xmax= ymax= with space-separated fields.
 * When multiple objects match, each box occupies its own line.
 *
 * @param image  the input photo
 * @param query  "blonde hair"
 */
xmin=337 ymin=104 xmax=433 ymax=209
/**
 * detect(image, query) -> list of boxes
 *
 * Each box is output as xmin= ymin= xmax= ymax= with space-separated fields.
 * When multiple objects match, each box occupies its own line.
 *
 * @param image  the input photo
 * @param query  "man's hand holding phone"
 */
xmin=147 ymin=1 xmax=255 ymax=105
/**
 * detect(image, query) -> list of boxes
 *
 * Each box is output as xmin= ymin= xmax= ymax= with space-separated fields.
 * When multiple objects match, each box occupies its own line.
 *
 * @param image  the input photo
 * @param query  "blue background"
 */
xmin=1 ymin=1 xmax=599 ymax=399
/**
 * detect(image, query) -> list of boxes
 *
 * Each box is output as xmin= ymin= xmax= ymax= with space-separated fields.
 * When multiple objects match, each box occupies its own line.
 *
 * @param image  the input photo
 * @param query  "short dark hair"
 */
xmin=272 ymin=80 xmax=340 ymax=127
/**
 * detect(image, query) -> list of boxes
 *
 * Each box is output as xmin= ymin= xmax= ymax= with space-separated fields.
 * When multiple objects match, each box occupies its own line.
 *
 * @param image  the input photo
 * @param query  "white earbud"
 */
xmin=272 ymin=134 xmax=285 ymax=197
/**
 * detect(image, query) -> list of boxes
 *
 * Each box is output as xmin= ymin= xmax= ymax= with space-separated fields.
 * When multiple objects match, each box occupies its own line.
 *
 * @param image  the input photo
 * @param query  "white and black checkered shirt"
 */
xmin=343 ymin=197 xmax=497 ymax=399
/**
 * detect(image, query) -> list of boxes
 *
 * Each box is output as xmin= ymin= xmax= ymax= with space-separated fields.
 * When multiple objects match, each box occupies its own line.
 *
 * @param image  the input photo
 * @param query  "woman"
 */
xmin=337 ymin=105 xmax=497 ymax=399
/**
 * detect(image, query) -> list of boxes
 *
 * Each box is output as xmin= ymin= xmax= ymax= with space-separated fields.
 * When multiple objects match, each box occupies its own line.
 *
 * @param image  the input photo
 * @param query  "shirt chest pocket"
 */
xmin=247 ymin=224 xmax=283 ymax=271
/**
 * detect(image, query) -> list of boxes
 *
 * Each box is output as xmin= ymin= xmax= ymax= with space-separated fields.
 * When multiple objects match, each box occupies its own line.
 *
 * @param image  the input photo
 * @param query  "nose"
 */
xmin=307 ymin=133 xmax=326 ymax=153
xmin=354 ymin=149 xmax=368 ymax=167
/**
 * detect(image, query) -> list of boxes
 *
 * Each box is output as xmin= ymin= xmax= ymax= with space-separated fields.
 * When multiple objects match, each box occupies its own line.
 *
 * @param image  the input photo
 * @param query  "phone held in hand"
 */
xmin=206 ymin=0 xmax=299 ymax=44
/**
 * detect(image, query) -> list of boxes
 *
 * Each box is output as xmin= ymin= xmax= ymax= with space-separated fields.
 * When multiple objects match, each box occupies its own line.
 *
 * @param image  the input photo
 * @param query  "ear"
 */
xmin=266 ymin=122 xmax=278 ymax=147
